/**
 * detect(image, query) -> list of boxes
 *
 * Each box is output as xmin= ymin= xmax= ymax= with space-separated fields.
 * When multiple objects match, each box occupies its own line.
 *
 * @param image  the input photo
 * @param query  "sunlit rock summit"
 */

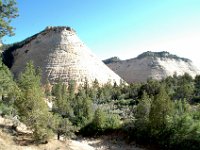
xmin=3 ymin=26 xmax=123 ymax=85
xmin=104 ymin=51 xmax=200 ymax=83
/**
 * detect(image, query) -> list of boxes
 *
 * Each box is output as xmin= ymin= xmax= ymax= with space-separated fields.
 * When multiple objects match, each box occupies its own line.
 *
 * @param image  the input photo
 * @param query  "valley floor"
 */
xmin=0 ymin=134 xmax=146 ymax=150
xmin=0 ymin=131 xmax=146 ymax=150
xmin=0 ymin=116 xmax=145 ymax=150
xmin=72 ymin=136 xmax=145 ymax=150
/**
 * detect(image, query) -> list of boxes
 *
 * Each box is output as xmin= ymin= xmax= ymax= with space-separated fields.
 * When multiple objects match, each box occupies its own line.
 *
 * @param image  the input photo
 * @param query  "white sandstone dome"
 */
xmin=4 ymin=26 xmax=123 ymax=86
xmin=104 ymin=51 xmax=200 ymax=83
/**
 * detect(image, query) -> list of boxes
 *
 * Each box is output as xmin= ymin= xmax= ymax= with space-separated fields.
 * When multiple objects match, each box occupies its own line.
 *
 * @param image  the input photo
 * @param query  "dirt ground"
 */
xmin=0 ymin=116 xmax=145 ymax=150
xmin=74 ymin=136 xmax=146 ymax=150
xmin=0 ymin=130 xmax=146 ymax=150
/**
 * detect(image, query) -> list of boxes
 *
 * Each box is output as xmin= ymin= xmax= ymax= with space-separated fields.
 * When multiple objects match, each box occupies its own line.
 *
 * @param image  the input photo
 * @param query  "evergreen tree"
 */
xmin=194 ymin=75 xmax=200 ymax=96
xmin=162 ymin=76 xmax=177 ymax=97
xmin=83 ymin=77 xmax=89 ymax=96
xmin=52 ymin=81 xmax=73 ymax=118
xmin=92 ymin=108 xmax=107 ymax=130
xmin=170 ymin=100 xmax=200 ymax=149
xmin=49 ymin=114 xmax=75 ymax=140
xmin=93 ymin=78 xmax=99 ymax=89
xmin=174 ymin=74 xmax=194 ymax=100
xmin=0 ymin=0 xmax=18 ymax=38
xmin=0 ymin=57 xmax=14 ymax=100
xmin=111 ymin=82 xmax=122 ymax=100
xmin=128 ymin=83 xmax=141 ymax=99
xmin=149 ymin=85 xmax=172 ymax=131
xmin=87 ymin=79 xmax=99 ymax=102
xmin=135 ymin=92 xmax=151 ymax=130
xmin=96 ymin=83 xmax=112 ymax=103
xmin=73 ymin=88 xmax=93 ymax=127
xmin=68 ymin=80 xmax=76 ymax=99
xmin=0 ymin=57 xmax=19 ymax=116
xmin=51 ymin=81 xmax=76 ymax=139
xmin=15 ymin=61 xmax=53 ymax=143
xmin=92 ymin=107 xmax=121 ymax=132
xmin=139 ymin=79 xmax=160 ymax=97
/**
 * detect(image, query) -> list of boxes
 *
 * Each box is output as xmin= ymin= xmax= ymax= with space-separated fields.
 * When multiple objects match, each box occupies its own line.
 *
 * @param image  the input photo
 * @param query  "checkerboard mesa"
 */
xmin=3 ymin=26 xmax=123 ymax=86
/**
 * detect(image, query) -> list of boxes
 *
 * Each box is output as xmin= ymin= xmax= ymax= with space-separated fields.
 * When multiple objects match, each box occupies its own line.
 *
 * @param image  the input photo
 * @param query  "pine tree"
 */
xmin=0 ymin=57 xmax=19 ymax=116
xmin=0 ymin=0 xmax=18 ymax=38
xmin=93 ymin=108 xmax=107 ymax=130
xmin=68 ymin=80 xmax=76 ymax=99
xmin=194 ymin=75 xmax=200 ymax=96
xmin=52 ymin=81 xmax=73 ymax=118
xmin=174 ymin=73 xmax=194 ymax=100
xmin=0 ymin=57 xmax=15 ymax=99
xmin=135 ymin=92 xmax=151 ymax=130
xmin=51 ymin=81 xmax=77 ymax=139
xmin=73 ymin=88 xmax=93 ymax=127
xmin=149 ymin=85 xmax=172 ymax=131
xmin=15 ymin=61 xmax=53 ymax=143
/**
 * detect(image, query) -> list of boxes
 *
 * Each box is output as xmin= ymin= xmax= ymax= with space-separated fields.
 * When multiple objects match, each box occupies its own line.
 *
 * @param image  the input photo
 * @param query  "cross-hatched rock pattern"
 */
xmin=7 ymin=26 xmax=123 ymax=85
xmin=104 ymin=51 xmax=200 ymax=83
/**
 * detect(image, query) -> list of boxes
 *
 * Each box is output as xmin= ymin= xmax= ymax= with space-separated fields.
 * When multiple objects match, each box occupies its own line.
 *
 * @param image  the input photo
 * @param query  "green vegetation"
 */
xmin=0 ymin=0 xmax=18 ymax=116
xmin=1 ymin=59 xmax=200 ymax=148
xmin=0 ymin=56 xmax=18 ymax=116
xmin=1 ymin=1 xmax=200 ymax=148
xmin=15 ymin=61 xmax=53 ymax=142
xmin=0 ymin=0 xmax=18 ymax=38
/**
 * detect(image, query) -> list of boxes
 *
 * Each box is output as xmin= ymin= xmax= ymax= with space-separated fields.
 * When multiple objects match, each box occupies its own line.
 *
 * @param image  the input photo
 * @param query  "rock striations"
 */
xmin=104 ymin=51 xmax=200 ymax=83
xmin=3 ymin=26 xmax=123 ymax=86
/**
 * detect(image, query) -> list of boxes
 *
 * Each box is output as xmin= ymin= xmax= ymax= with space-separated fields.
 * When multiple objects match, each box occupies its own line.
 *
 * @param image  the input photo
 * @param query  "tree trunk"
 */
xmin=57 ymin=132 xmax=60 ymax=140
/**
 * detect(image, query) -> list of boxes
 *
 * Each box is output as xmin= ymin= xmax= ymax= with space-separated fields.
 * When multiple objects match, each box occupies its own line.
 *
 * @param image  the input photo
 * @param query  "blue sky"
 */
xmin=3 ymin=0 xmax=200 ymax=67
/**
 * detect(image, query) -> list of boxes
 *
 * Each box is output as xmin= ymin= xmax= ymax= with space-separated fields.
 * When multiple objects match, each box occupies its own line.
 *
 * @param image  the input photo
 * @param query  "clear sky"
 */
xmin=2 ymin=0 xmax=200 ymax=68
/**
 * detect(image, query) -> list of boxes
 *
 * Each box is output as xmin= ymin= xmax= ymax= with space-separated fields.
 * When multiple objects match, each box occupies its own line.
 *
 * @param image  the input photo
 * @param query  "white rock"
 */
xmin=10 ymin=26 xmax=123 ymax=86
xmin=105 ymin=52 xmax=200 ymax=83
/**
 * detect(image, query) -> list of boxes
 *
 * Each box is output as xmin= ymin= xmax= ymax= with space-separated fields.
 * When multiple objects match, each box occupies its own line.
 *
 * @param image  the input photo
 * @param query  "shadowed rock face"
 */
xmin=5 ymin=26 xmax=123 ymax=85
xmin=104 ymin=51 xmax=200 ymax=83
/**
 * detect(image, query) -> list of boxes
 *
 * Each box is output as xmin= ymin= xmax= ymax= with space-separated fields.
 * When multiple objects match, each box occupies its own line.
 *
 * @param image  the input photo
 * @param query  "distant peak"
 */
xmin=136 ymin=51 xmax=191 ymax=62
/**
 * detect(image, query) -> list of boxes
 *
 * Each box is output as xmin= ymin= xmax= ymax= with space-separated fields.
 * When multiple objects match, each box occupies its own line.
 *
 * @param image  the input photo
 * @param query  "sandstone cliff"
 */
xmin=3 ymin=26 xmax=123 ymax=85
xmin=104 ymin=51 xmax=200 ymax=83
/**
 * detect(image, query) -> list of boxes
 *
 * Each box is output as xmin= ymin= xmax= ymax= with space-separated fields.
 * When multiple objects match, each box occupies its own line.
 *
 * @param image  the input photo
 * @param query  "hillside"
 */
xmin=104 ymin=51 xmax=200 ymax=83
xmin=2 ymin=26 xmax=123 ymax=86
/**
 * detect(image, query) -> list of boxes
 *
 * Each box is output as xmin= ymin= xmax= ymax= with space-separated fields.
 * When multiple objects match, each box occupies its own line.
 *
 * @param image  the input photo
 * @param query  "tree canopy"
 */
xmin=0 ymin=0 xmax=18 ymax=38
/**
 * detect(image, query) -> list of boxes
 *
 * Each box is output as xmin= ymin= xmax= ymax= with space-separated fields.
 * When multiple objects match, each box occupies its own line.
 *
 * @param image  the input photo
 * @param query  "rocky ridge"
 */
xmin=104 ymin=51 xmax=200 ymax=83
xmin=3 ymin=26 xmax=123 ymax=86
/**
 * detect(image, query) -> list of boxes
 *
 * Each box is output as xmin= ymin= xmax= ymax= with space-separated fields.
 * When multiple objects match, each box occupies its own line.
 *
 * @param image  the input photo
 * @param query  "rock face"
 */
xmin=3 ymin=26 xmax=122 ymax=85
xmin=104 ymin=51 xmax=200 ymax=83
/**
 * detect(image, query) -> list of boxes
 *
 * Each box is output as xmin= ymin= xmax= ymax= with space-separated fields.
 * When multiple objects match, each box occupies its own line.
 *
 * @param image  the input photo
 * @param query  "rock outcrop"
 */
xmin=104 ymin=51 xmax=200 ymax=83
xmin=3 ymin=26 xmax=123 ymax=86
